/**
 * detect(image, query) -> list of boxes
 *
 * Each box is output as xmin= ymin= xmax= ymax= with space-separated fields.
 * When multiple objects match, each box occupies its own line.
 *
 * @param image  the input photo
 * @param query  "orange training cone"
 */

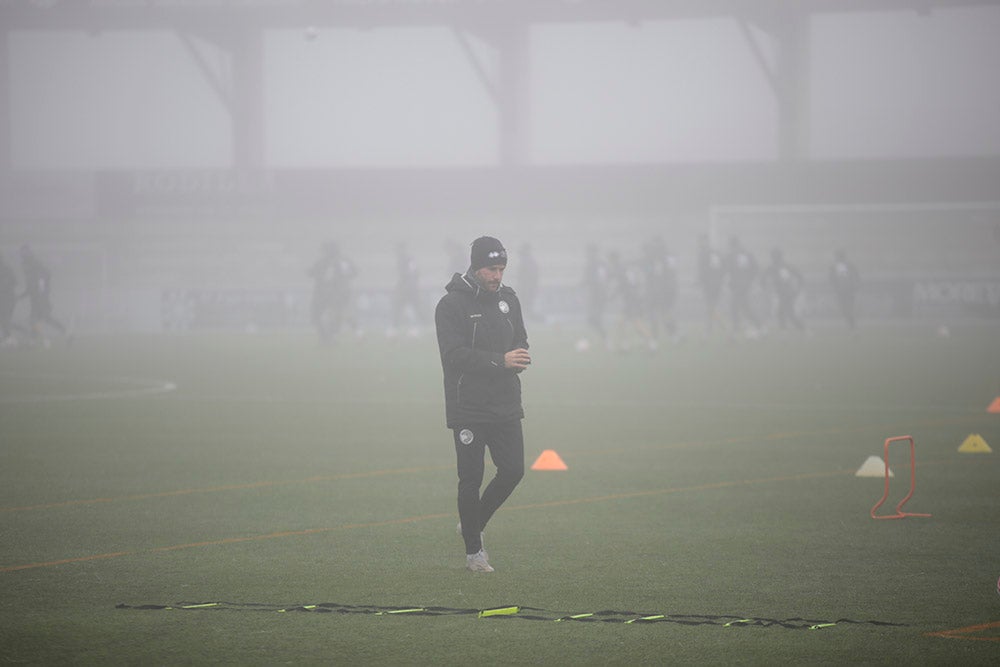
xmin=531 ymin=450 xmax=568 ymax=471
xmin=988 ymin=397 xmax=1000 ymax=414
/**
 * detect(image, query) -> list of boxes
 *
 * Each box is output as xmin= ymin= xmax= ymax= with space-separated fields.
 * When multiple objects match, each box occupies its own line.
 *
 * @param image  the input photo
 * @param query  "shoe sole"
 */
xmin=467 ymin=564 xmax=494 ymax=573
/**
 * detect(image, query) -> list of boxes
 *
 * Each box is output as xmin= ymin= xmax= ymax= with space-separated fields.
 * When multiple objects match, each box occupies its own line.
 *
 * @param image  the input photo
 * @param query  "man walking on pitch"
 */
xmin=435 ymin=236 xmax=531 ymax=573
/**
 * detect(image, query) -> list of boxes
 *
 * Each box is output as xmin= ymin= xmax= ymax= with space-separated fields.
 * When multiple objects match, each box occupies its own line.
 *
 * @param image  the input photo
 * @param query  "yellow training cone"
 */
xmin=958 ymin=434 xmax=992 ymax=453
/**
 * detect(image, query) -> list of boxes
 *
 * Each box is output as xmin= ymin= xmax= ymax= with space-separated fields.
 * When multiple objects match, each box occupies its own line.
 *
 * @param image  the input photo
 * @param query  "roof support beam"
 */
xmin=739 ymin=5 xmax=810 ymax=162
xmin=454 ymin=21 xmax=530 ymax=166
xmin=230 ymin=26 xmax=265 ymax=170
xmin=177 ymin=31 xmax=232 ymax=110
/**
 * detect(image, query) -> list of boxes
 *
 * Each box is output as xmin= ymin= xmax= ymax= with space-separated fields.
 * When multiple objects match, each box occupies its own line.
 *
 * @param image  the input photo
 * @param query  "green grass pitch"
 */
xmin=1 ymin=323 xmax=998 ymax=664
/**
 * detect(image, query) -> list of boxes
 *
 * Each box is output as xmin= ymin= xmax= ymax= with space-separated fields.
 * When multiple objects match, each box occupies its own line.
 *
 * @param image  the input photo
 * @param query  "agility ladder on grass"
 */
xmin=116 ymin=601 xmax=906 ymax=631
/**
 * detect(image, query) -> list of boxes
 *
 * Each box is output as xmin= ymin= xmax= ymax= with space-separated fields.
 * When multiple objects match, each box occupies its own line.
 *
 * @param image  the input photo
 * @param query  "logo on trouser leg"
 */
xmin=459 ymin=429 xmax=475 ymax=445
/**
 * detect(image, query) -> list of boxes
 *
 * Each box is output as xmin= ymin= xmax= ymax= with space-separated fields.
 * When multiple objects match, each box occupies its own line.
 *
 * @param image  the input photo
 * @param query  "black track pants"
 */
xmin=453 ymin=420 xmax=525 ymax=555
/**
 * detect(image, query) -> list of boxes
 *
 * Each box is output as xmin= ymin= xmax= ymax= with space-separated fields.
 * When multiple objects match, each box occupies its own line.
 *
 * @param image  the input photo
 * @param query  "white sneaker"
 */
xmin=456 ymin=522 xmax=486 ymax=559
xmin=466 ymin=550 xmax=494 ymax=573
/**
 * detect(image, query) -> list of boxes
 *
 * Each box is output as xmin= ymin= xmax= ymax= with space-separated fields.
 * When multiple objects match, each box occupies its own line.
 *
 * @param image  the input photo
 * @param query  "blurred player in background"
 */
xmin=18 ymin=245 xmax=70 ymax=347
xmin=762 ymin=247 xmax=806 ymax=332
xmin=579 ymin=243 xmax=610 ymax=351
xmin=608 ymin=249 xmax=655 ymax=352
xmin=0 ymin=252 xmax=20 ymax=346
xmin=697 ymin=233 xmax=726 ymax=335
xmin=389 ymin=242 xmax=424 ymax=337
xmin=829 ymin=248 xmax=861 ymax=331
xmin=307 ymin=241 xmax=357 ymax=345
xmin=725 ymin=236 xmax=761 ymax=338
xmin=642 ymin=236 xmax=680 ymax=345
xmin=443 ymin=238 xmax=467 ymax=281
xmin=516 ymin=242 xmax=542 ymax=324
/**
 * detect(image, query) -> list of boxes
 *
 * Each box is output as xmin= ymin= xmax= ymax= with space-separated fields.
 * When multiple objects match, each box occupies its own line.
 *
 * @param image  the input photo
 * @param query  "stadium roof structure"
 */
xmin=3 ymin=1 xmax=998 ymax=28
xmin=1 ymin=0 xmax=998 ymax=207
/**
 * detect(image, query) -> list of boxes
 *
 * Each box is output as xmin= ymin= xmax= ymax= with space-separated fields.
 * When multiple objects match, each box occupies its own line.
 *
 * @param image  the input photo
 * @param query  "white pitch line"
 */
xmin=147 ymin=393 xmax=981 ymax=415
xmin=0 ymin=373 xmax=177 ymax=403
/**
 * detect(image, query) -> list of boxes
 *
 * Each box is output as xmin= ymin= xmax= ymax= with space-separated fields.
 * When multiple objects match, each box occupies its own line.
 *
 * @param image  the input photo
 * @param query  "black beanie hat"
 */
xmin=469 ymin=236 xmax=507 ymax=272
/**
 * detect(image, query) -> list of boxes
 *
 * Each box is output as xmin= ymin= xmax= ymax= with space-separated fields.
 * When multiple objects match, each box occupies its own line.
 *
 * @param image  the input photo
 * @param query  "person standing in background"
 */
xmin=642 ymin=236 xmax=680 ymax=345
xmin=19 ymin=245 xmax=70 ymax=347
xmin=830 ymin=248 xmax=861 ymax=331
xmin=608 ymin=249 xmax=655 ymax=352
xmin=516 ymin=242 xmax=542 ymax=324
xmin=580 ymin=243 xmax=610 ymax=350
xmin=697 ymin=234 xmax=726 ymax=336
xmin=762 ymin=247 xmax=806 ymax=332
xmin=725 ymin=236 xmax=761 ymax=338
xmin=389 ymin=242 xmax=424 ymax=337
xmin=307 ymin=241 xmax=357 ymax=344
xmin=0 ymin=252 xmax=20 ymax=345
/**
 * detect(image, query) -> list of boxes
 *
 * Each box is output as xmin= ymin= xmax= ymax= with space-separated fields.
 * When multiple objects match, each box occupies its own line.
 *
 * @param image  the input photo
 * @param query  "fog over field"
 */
xmin=0 ymin=1 xmax=998 ymax=335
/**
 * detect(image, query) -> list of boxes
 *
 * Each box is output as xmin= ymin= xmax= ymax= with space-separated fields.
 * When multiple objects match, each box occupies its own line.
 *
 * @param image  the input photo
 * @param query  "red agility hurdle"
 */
xmin=870 ymin=435 xmax=932 ymax=520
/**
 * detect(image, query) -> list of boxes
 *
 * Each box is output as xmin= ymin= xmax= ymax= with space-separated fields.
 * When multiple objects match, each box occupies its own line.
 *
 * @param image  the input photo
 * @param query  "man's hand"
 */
xmin=504 ymin=348 xmax=532 ymax=371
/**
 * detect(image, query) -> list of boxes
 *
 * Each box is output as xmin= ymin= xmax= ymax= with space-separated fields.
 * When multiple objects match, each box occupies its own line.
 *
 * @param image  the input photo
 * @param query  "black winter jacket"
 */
xmin=435 ymin=272 xmax=528 ymax=428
